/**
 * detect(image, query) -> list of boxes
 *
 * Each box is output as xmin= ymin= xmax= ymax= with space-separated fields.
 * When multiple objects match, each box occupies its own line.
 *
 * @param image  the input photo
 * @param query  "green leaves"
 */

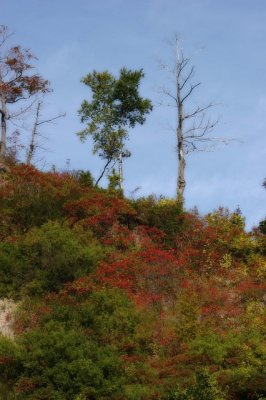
xmin=0 ymin=221 xmax=103 ymax=297
xmin=167 ymin=371 xmax=226 ymax=400
xmin=112 ymin=68 xmax=153 ymax=127
xmin=0 ymin=165 xmax=266 ymax=399
xmin=77 ymin=68 xmax=152 ymax=185
xmin=13 ymin=321 xmax=123 ymax=399
xmin=0 ymin=287 xmax=145 ymax=399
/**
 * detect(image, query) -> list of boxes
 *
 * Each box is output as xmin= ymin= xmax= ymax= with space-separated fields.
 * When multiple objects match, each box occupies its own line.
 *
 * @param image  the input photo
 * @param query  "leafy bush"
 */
xmin=167 ymin=371 xmax=225 ymax=400
xmin=0 ymin=165 xmax=265 ymax=399
xmin=0 ymin=288 xmax=155 ymax=399
xmin=0 ymin=166 xmax=83 ymax=235
xmin=0 ymin=322 xmax=123 ymax=399
xmin=259 ymin=218 xmax=266 ymax=234
xmin=0 ymin=242 xmax=26 ymax=298
xmin=131 ymin=196 xmax=183 ymax=243
xmin=0 ymin=221 xmax=103 ymax=297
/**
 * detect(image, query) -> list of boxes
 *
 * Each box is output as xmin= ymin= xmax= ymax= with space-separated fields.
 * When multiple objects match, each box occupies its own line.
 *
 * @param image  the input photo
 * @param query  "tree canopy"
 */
xmin=0 ymin=25 xmax=49 ymax=159
xmin=78 ymin=68 xmax=152 ymax=188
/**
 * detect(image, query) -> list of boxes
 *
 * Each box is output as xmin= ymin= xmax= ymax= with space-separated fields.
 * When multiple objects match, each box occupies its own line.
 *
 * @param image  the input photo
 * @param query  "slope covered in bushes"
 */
xmin=0 ymin=165 xmax=265 ymax=399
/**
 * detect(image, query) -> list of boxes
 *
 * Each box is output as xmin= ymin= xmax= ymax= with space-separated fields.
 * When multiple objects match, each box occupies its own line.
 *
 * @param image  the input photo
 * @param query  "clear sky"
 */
xmin=1 ymin=0 xmax=266 ymax=229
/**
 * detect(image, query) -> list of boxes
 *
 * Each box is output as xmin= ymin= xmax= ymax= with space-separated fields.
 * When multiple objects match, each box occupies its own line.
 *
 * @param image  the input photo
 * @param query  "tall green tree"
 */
xmin=78 ymin=68 xmax=152 ymax=189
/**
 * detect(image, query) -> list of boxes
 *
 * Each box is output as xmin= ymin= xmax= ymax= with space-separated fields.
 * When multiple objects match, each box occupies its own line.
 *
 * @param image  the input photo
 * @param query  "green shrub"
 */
xmin=132 ymin=196 xmax=183 ymax=243
xmin=15 ymin=321 xmax=123 ymax=399
xmin=166 ymin=371 xmax=225 ymax=400
xmin=0 ymin=242 xmax=26 ymax=298
xmin=0 ymin=289 xmax=150 ymax=399
xmin=0 ymin=221 xmax=103 ymax=297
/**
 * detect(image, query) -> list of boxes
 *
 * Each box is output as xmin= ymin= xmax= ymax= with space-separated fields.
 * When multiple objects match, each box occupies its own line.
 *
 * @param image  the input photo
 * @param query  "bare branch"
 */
xmin=181 ymin=82 xmax=201 ymax=103
xmin=158 ymin=34 xmax=230 ymax=202
xmin=180 ymin=66 xmax=194 ymax=90
xmin=37 ymin=112 xmax=66 ymax=126
xmin=184 ymin=116 xmax=219 ymax=139
xmin=177 ymin=57 xmax=190 ymax=79
xmin=26 ymin=100 xmax=65 ymax=165
xmin=8 ymin=99 xmax=36 ymax=120
xmin=6 ymin=71 xmax=23 ymax=86
xmin=7 ymin=95 xmax=32 ymax=104
xmin=0 ymin=25 xmax=13 ymax=48
xmin=158 ymin=87 xmax=177 ymax=103
xmin=183 ymin=103 xmax=215 ymax=120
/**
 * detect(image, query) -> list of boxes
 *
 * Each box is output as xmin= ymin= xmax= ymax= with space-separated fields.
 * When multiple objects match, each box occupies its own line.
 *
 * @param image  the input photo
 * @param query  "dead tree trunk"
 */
xmin=160 ymin=36 xmax=225 ymax=205
xmin=25 ymin=100 xmax=65 ymax=165
xmin=26 ymin=100 xmax=41 ymax=165
xmin=176 ymin=79 xmax=186 ymax=203
xmin=0 ymin=92 xmax=7 ymax=158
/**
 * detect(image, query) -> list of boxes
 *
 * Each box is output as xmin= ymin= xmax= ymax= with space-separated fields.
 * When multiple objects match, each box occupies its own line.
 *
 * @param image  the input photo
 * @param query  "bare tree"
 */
xmin=26 ymin=99 xmax=65 ymax=165
xmin=160 ymin=36 xmax=228 ymax=205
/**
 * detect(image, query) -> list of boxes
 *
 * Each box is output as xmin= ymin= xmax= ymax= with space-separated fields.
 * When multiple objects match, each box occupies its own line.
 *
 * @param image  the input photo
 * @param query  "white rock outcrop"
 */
xmin=0 ymin=299 xmax=17 ymax=338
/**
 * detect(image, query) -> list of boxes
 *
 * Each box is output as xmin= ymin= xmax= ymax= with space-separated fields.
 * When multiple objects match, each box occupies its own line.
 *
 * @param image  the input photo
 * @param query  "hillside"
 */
xmin=0 ymin=165 xmax=265 ymax=400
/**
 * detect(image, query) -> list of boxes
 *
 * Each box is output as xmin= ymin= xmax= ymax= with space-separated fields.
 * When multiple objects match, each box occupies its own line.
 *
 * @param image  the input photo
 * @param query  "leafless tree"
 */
xmin=26 ymin=99 xmax=65 ymax=165
xmin=160 ymin=35 xmax=229 ymax=205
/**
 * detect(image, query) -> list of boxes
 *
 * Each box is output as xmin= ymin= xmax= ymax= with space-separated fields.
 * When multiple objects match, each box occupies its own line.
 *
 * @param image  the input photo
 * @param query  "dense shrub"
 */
xmin=0 ymin=166 xmax=83 ymax=236
xmin=0 ymin=166 xmax=265 ymax=399
xmin=131 ymin=196 xmax=183 ymax=244
xmin=0 ymin=288 xmax=157 ymax=399
xmin=166 ymin=371 xmax=226 ymax=400
xmin=0 ymin=221 xmax=103 ymax=297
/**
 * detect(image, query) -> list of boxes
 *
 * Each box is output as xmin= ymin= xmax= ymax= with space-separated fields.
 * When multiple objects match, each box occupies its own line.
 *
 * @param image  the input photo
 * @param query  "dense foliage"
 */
xmin=0 ymin=165 xmax=265 ymax=399
xmin=77 ymin=68 xmax=152 ymax=187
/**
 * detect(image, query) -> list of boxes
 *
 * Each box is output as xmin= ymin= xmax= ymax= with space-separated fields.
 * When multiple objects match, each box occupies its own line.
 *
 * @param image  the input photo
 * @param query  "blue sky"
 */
xmin=2 ymin=0 xmax=266 ymax=229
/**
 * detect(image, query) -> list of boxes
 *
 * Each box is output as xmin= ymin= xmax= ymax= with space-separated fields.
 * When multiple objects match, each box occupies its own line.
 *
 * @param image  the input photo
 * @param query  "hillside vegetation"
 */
xmin=0 ymin=165 xmax=265 ymax=399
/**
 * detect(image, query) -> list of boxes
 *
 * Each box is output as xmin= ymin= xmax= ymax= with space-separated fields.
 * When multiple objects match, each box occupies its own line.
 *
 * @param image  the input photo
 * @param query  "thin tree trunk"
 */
xmin=176 ymin=81 xmax=186 ymax=205
xmin=118 ymin=149 xmax=123 ymax=191
xmin=26 ymin=101 xmax=41 ymax=165
xmin=0 ymin=93 xmax=7 ymax=158
xmin=95 ymin=158 xmax=112 ymax=186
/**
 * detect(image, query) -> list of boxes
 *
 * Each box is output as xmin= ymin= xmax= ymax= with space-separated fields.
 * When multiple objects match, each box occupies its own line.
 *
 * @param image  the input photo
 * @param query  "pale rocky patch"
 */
xmin=0 ymin=299 xmax=17 ymax=338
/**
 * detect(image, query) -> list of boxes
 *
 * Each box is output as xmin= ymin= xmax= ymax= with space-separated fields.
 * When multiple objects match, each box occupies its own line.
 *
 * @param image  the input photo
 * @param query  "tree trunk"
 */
xmin=0 ymin=93 xmax=7 ymax=158
xmin=95 ymin=158 xmax=112 ymax=186
xmin=118 ymin=149 xmax=123 ymax=191
xmin=177 ymin=130 xmax=186 ymax=204
xmin=26 ymin=101 xmax=41 ymax=165
xmin=176 ymin=81 xmax=186 ymax=205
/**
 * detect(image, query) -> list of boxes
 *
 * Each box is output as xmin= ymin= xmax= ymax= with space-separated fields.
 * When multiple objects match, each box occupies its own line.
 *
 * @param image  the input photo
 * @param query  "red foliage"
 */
xmin=102 ymin=223 xmax=165 ymax=250
xmin=15 ymin=378 xmax=39 ymax=394
xmin=0 ymin=36 xmax=49 ymax=104
xmin=97 ymin=247 xmax=180 ymax=306
xmin=173 ymin=211 xmax=244 ymax=274
xmin=64 ymin=192 xmax=137 ymax=234
xmin=59 ymin=276 xmax=96 ymax=298
xmin=237 ymin=278 xmax=266 ymax=299
xmin=13 ymin=303 xmax=52 ymax=334
xmin=0 ymin=165 xmax=100 ymax=237
xmin=0 ymin=357 xmax=12 ymax=365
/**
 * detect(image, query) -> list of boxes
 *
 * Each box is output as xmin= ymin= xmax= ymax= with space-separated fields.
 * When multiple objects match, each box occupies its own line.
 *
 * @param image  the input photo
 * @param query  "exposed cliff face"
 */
xmin=0 ymin=299 xmax=16 ymax=338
